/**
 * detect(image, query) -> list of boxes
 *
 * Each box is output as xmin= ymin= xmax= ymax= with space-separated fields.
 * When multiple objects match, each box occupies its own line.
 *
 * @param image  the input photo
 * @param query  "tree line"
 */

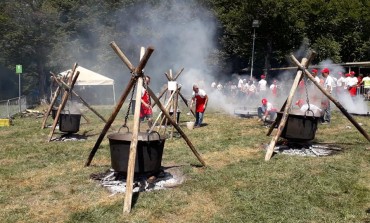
xmin=1 ymin=0 xmax=369 ymax=99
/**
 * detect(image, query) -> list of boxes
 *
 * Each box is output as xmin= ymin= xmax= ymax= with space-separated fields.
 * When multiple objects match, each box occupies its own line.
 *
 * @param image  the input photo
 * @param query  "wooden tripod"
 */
xmin=265 ymin=51 xmax=370 ymax=161
xmin=84 ymin=42 xmax=205 ymax=213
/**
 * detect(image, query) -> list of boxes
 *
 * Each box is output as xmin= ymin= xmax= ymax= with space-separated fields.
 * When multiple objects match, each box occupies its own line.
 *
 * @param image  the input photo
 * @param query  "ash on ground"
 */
xmin=270 ymin=141 xmax=342 ymax=157
xmin=90 ymin=166 xmax=185 ymax=195
xmin=51 ymin=133 xmax=87 ymax=141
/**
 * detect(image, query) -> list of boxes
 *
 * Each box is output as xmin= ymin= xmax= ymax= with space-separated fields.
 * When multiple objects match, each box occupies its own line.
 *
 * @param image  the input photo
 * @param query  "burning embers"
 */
xmin=51 ymin=133 xmax=87 ymax=142
xmin=90 ymin=166 xmax=184 ymax=194
xmin=271 ymin=141 xmax=342 ymax=157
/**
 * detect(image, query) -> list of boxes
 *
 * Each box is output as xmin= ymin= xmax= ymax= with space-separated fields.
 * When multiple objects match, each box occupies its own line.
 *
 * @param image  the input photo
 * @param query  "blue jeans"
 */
xmin=322 ymin=101 xmax=331 ymax=123
xmin=257 ymin=106 xmax=276 ymax=121
xmin=195 ymin=112 xmax=204 ymax=126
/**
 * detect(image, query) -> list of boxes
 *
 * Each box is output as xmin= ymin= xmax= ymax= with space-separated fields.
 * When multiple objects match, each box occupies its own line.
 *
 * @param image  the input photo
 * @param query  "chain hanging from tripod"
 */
xmin=303 ymin=75 xmax=311 ymax=112
xmin=122 ymin=78 xmax=137 ymax=128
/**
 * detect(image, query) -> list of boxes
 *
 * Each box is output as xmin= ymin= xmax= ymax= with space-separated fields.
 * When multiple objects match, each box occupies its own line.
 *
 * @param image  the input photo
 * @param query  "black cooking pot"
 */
xmin=277 ymin=110 xmax=321 ymax=141
xmin=59 ymin=110 xmax=81 ymax=133
xmin=107 ymin=130 xmax=166 ymax=176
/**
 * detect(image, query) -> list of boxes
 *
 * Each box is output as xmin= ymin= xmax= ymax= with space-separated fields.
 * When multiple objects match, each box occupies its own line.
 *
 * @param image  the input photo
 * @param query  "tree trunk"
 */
xmin=37 ymin=60 xmax=47 ymax=100
xmin=264 ymin=40 xmax=272 ymax=75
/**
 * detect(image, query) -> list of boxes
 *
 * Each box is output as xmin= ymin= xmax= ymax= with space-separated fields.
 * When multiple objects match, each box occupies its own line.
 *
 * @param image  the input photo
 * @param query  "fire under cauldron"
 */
xmin=58 ymin=110 xmax=82 ymax=133
xmin=276 ymin=110 xmax=321 ymax=141
xmin=107 ymin=131 xmax=166 ymax=176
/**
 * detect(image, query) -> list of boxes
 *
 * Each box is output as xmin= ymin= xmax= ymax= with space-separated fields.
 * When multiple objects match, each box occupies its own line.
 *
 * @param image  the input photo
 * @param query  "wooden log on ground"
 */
xmin=290 ymin=55 xmax=370 ymax=142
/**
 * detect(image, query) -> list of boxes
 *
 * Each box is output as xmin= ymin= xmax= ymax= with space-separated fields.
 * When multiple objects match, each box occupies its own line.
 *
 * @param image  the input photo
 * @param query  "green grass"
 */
xmin=0 ymin=104 xmax=369 ymax=223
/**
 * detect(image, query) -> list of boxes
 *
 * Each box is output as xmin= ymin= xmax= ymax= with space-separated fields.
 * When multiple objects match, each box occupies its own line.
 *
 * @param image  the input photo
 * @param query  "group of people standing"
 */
xmin=305 ymin=68 xmax=370 ymax=98
xmin=139 ymin=67 xmax=369 ymax=129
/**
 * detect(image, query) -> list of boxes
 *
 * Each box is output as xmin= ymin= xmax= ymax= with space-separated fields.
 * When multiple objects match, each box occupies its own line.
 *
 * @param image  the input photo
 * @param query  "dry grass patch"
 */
xmin=167 ymin=191 xmax=221 ymax=223
xmin=204 ymin=146 xmax=260 ymax=169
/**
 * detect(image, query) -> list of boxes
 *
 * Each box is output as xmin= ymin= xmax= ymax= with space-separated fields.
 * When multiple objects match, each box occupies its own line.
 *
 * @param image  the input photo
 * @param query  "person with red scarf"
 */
xmin=190 ymin=84 xmax=208 ymax=128
xmin=140 ymin=76 xmax=153 ymax=128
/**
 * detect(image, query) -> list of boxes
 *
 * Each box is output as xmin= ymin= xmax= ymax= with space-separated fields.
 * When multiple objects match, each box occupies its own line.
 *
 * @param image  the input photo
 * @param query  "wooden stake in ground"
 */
xmin=290 ymin=55 xmax=370 ymax=142
xmin=265 ymin=56 xmax=312 ymax=161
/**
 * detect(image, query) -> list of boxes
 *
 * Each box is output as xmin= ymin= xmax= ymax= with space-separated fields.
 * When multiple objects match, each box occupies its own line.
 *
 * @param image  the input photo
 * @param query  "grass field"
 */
xmin=0 ymin=103 xmax=369 ymax=222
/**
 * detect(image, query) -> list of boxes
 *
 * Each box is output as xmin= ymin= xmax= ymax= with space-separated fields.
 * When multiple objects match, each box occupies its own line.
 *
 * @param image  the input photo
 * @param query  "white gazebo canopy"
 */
xmin=60 ymin=66 xmax=116 ymax=104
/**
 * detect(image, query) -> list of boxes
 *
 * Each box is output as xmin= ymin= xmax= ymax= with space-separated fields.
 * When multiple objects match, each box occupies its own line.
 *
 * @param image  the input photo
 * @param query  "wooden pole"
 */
xmin=173 ymin=67 xmax=184 ymax=81
xmin=123 ymin=77 xmax=144 ymax=214
xmin=146 ymin=86 xmax=206 ymax=166
xmin=48 ymin=70 xmax=80 ymax=142
xmin=290 ymin=55 xmax=370 ymax=142
xmin=110 ymin=41 xmax=135 ymax=72
xmin=149 ymin=90 xmax=177 ymax=132
xmin=265 ymin=57 xmax=310 ymax=160
xmin=179 ymin=92 xmax=195 ymax=117
xmin=41 ymin=84 xmax=61 ymax=129
xmin=151 ymin=85 xmax=168 ymax=108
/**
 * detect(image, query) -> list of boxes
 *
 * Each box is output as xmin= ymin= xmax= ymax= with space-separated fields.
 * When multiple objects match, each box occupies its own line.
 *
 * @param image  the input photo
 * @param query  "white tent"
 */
xmin=60 ymin=66 xmax=116 ymax=104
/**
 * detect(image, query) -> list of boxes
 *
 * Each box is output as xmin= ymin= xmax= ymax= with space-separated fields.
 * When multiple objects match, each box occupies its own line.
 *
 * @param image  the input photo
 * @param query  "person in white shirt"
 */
xmin=321 ymin=68 xmax=334 ymax=123
xmin=269 ymin=80 xmax=278 ymax=97
xmin=216 ymin=82 xmax=223 ymax=91
xmin=211 ymin=81 xmax=216 ymax=88
xmin=347 ymin=71 xmax=358 ymax=96
xmin=257 ymin=98 xmax=276 ymax=121
xmin=258 ymin=74 xmax=267 ymax=94
xmin=311 ymin=69 xmax=321 ymax=84
xmin=237 ymin=77 xmax=244 ymax=89
xmin=295 ymin=99 xmax=322 ymax=117
xmin=336 ymin=72 xmax=346 ymax=89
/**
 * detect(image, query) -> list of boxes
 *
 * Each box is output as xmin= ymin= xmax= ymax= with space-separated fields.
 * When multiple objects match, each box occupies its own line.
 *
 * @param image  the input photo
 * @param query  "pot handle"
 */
xmin=304 ymin=109 xmax=314 ymax=119
xmin=146 ymin=130 xmax=161 ymax=142
xmin=118 ymin=125 xmax=129 ymax=133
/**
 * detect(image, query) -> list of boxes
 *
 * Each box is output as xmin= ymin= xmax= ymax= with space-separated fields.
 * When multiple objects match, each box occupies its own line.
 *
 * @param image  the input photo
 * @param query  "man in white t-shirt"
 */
xmin=321 ymin=68 xmax=334 ymax=124
xmin=311 ymin=69 xmax=321 ymax=83
xmin=257 ymin=98 xmax=276 ymax=122
xmin=258 ymin=74 xmax=267 ymax=94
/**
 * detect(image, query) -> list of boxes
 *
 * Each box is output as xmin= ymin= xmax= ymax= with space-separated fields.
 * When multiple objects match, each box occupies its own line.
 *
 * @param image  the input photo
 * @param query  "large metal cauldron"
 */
xmin=107 ymin=131 xmax=166 ymax=176
xmin=59 ymin=110 xmax=81 ymax=133
xmin=277 ymin=110 xmax=321 ymax=141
